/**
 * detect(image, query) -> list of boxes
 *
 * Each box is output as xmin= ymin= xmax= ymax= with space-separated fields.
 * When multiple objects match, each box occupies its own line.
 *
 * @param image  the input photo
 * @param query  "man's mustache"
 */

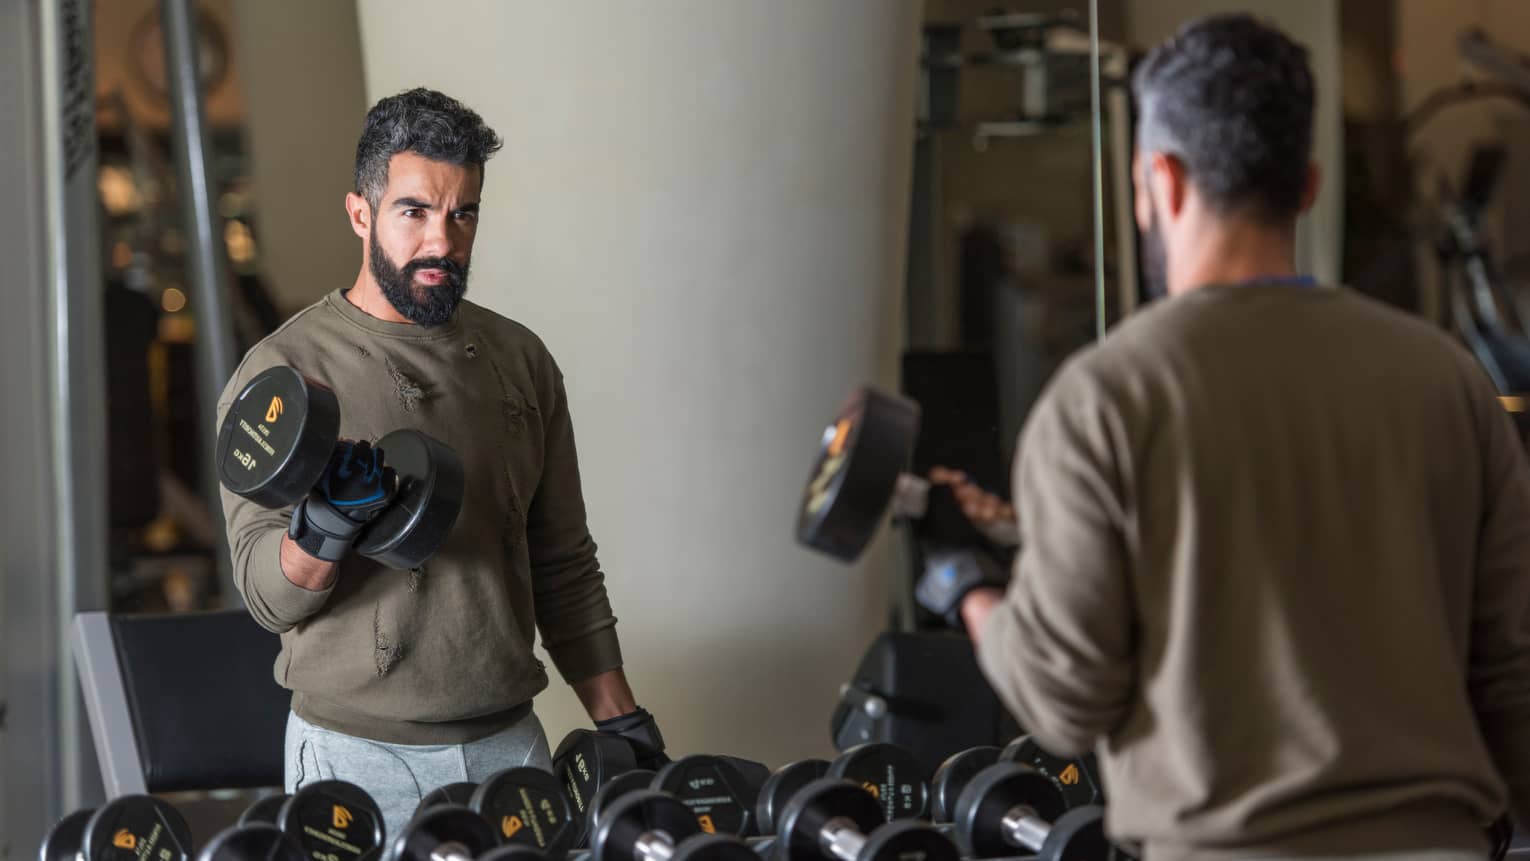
xmin=403 ymin=257 xmax=465 ymax=279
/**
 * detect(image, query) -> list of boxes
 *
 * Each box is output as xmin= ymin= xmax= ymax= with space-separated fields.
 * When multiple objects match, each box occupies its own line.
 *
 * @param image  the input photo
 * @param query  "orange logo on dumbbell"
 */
xmin=697 ymin=814 xmax=716 ymax=834
xmin=333 ymin=804 xmax=353 ymax=830
xmin=502 ymin=816 xmax=524 ymax=838
xmin=266 ymin=396 xmax=283 ymax=424
xmin=112 ymin=830 xmax=136 ymax=850
xmin=862 ymin=782 xmax=881 ymax=799
xmin=1060 ymin=764 xmax=1080 ymax=786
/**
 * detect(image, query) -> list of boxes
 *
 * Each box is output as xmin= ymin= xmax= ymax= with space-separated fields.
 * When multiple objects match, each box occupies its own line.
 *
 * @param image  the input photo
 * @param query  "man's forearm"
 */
xmin=280 ymin=533 xmax=339 ymax=591
xmin=573 ymin=667 xmax=638 ymax=722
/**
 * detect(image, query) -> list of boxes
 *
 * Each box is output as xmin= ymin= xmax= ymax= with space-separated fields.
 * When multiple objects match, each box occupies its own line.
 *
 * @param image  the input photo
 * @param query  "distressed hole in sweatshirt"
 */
xmin=357 ymin=345 xmax=371 ymax=359
xmin=385 ymin=358 xmax=426 ymax=412
xmin=408 ymin=566 xmax=424 ymax=593
xmin=373 ymin=605 xmax=404 ymax=677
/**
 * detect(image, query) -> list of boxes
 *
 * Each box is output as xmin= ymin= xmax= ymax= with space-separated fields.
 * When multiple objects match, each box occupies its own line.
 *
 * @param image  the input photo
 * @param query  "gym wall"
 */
xmin=355 ymin=0 xmax=924 ymax=767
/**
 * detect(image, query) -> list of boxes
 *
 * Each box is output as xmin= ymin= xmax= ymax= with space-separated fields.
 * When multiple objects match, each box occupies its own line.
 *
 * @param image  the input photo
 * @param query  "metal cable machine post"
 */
xmin=160 ymin=0 xmax=239 ymax=604
xmin=4 ymin=0 xmax=111 ymax=847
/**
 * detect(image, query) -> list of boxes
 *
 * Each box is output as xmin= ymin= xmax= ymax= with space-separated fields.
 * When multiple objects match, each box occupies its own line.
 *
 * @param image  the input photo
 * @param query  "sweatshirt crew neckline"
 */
xmin=326 ymin=288 xmax=463 ymax=340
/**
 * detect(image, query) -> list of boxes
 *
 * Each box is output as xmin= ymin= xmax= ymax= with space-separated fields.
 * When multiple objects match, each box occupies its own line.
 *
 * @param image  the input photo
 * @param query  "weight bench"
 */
xmin=72 ymin=609 xmax=288 ymax=797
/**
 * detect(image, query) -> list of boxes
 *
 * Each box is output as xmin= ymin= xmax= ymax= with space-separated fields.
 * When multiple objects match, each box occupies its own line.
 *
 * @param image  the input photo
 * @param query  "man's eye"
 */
xmin=454 ymin=211 xmax=477 ymax=223
xmin=403 ymin=209 xmax=423 ymax=218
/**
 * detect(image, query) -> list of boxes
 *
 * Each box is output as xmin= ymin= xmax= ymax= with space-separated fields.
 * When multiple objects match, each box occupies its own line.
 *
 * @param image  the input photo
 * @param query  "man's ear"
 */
xmin=1150 ymin=152 xmax=1190 ymax=221
xmin=346 ymin=192 xmax=371 ymax=241
xmin=1299 ymin=162 xmax=1321 ymax=214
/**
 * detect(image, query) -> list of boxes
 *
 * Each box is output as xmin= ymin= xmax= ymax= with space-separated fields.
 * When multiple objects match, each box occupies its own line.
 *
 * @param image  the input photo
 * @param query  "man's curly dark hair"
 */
xmin=354 ymin=87 xmax=504 ymax=210
xmin=1133 ymin=14 xmax=1314 ymax=224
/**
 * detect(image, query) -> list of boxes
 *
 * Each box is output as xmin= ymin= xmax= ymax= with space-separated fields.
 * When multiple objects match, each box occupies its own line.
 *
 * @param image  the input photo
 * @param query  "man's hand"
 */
xmin=288 ymin=439 xmax=398 ymax=562
xmin=959 ymin=587 xmax=1005 ymax=641
xmin=930 ymin=466 xmax=1016 ymax=527
xmin=916 ymin=550 xmax=1007 ymax=630
xmin=573 ymin=669 xmax=668 ymax=769
xmin=596 ymin=707 xmax=669 ymax=770
xmin=929 ymin=467 xmax=1020 ymax=546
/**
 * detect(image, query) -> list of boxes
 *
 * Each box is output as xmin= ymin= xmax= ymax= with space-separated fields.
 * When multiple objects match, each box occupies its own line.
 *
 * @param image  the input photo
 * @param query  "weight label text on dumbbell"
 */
xmin=231 ymin=449 xmax=259 ymax=471
xmin=300 ymin=825 xmax=362 ymax=857
xmin=238 ymin=418 xmax=276 ymax=456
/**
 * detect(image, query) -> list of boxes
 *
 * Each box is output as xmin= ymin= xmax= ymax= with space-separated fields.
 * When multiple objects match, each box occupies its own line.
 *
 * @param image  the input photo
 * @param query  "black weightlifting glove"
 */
xmin=596 ymin=707 xmax=670 ymax=770
xmin=915 ymin=549 xmax=1006 ymax=631
xmin=288 ymin=439 xmax=398 ymax=562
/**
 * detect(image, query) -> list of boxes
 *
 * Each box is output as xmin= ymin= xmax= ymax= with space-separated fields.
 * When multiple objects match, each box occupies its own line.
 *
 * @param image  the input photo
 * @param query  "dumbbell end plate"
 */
xmin=216 ymin=366 xmax=339 ymax=508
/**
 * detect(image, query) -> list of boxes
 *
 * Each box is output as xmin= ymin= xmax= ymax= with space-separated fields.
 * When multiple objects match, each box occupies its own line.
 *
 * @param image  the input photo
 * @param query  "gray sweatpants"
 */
xmin=284 ymin=710 xmax=553 ymax=842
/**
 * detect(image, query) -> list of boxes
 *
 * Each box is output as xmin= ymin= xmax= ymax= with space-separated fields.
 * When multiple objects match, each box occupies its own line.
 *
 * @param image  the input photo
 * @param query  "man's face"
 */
xmin=367 ymin=151 xmax=482 ymax=325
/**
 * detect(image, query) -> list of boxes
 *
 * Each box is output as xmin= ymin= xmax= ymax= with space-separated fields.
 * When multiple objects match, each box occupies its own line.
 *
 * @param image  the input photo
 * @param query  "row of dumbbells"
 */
xmin=41 ymin=732 xmax=1129 ymax=861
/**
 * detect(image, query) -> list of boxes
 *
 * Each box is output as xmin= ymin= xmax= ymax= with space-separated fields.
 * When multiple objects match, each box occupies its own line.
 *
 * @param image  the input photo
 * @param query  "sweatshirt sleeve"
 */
xmin=527 ymin=354 xmax=623 ymax=684
xmin=1465 ymin=375 xmax=1530 ymax=829
xmin=217 ymin=362 xmax=335 ymax=633
xmin=976 ymin=364 xmax=1136 ymax=757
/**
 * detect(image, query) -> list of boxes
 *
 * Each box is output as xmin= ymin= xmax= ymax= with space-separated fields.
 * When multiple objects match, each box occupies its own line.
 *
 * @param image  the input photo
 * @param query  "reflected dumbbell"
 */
xmin=796 ymin=387 xmax=1018 ymax=564
xmin=952 ymin=762 xmax=1130 ymax=861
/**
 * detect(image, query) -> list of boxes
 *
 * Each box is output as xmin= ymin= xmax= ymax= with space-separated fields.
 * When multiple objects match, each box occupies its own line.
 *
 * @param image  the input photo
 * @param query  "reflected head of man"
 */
xmin=1131 ymin=14 xmax=1320 ymax=299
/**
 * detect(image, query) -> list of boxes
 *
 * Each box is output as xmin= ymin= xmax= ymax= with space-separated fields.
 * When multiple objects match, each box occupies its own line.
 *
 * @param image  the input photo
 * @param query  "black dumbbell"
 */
xmin=470 ymin=767 xmax=578 ymax=856
xmin=652 ymin=755 xmax=765 ymax=837
xmin=240 ymin=794 xmax=291 ymax=827
xmin=999 ymin=735 xmax=1106 ymax=808
xmin=775 ymin=779 xmax=958 ymax=861
xmin=825 ymin=743 xmax=930 ymax=822
xmin=75 ymin=796 xmax=194 ymax=861
xmin=755 ymin=760 xmax=830 ymax=835
xmin=795 ymin=387 xmax=1018 ymax=563
xmin=953 ymin=762 xmax=1124 ymax=861
xmin=216 ymin=365 xmax=464 ymax=568
xmin=39 ymin=808 xmax=95 ymax=861
xmin=386 ymin=804 xmax=499 ymax=861
xmin=278 ymin=780 xmax=387 ymax=861
xmin=586 ymin=770 xmax=658 ymax=844
xmin=414 ymin=783 xmax=479 ymax=819
xmin=197 ymin=823 xmax=305 ymax=861
xmin=591 ymin=790 xmax=754 ymax=861
xmin=555 ymin=730 xmax=643 ymax=845
xmin=929 ymin=746 xmax=1000 ymax=822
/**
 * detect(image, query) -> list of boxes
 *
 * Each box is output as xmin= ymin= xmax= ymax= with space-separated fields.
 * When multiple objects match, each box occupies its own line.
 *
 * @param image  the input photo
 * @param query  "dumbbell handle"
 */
xmin=634 ymin=829 xmax=679 ymax=861
xmin=429 ymin=841 xmax=474 ymax=861
xmin=820 ymin=817 xmax=871 ymax=861
xmin=1000 ymin=805 xmax=1051 ymax=852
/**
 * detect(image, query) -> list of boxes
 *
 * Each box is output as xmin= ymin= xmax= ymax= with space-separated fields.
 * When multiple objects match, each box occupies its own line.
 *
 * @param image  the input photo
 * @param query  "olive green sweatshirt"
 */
xmin=217 ymin=289 xmax=622 ymax=744
xmin=978 ymin=285 xmax=1530 ymax=859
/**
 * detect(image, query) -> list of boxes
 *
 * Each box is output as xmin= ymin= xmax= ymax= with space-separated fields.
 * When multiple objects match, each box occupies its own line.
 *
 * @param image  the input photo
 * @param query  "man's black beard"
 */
xmin=1141 ymin=210 xmax=1168 ymax=302
xmin=369 ymin=230 xmax=470 ymax=326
